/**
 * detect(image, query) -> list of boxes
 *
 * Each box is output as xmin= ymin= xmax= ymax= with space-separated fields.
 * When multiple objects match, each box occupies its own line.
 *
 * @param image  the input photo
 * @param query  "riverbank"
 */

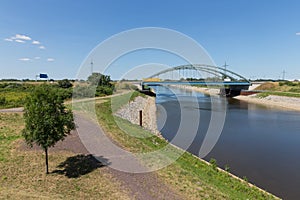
xmin=235 ymin=94 xmax=300 ymax=111
xmin=171 ymin=85 xmax=300 ymax=112
xmin=112 ymin=92 xmax=276 ymax=199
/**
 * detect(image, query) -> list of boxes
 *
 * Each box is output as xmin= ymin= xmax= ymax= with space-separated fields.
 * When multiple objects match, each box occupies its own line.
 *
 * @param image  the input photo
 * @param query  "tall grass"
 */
xmin=255 ymin=81 xmax=300 ymax=98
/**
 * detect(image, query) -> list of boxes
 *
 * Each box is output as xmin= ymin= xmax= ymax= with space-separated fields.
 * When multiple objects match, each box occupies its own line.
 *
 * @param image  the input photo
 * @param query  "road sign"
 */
xmin=40 ymin=74 xmax=48 ymax=79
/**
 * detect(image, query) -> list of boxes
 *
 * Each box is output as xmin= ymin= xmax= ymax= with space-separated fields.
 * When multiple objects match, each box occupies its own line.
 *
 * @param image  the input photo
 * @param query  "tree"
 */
xmin=87 ymin=72 xmax=112 ymax=86
xmin=22 ymin=84 xmax=75 ymax=174
xmin=86 ymin=73 xmax=115 ymax=97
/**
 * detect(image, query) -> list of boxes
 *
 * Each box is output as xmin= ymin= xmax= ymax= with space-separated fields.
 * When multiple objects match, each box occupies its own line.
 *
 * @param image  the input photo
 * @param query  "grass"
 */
xmin=0 ymin=113 xmax=131 ymax=199
xmin=0 ymin=113 xmax=24 ymax=161
xmin=0 ymin=91 xmax=28 ymax=109
xmin=94 ymin=92 xmax=278 ymax=199
xmin=257 ymin=91 xmax=300 ymax=98
xmin=0 ymin=82 xmax=37 ymax=109
xmin=255 ymin=81 xmax=300 ymax=98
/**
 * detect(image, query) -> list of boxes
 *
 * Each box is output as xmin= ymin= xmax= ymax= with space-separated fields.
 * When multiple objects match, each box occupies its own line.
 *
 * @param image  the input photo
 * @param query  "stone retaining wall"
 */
xmin=114 ymin=96 xmax=159 ymax=135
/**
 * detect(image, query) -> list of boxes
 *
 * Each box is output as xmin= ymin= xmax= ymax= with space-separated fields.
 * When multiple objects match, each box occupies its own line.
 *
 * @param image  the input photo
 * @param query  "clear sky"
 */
xmin=1 ymin=0 xmax=300 ymax=80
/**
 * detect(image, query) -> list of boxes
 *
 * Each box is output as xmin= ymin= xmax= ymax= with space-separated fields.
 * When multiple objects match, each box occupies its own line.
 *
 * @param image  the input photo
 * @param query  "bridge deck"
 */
xmin=142 ymin=81 xmax=251 ymax=86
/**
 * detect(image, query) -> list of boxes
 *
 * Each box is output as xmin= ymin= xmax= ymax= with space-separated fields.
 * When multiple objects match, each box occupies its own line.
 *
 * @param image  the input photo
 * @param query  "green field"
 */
xmin=0 ymin=80 xmax=117 ymax=109
xmin=0 ymin=83 xmax=32 ymax=109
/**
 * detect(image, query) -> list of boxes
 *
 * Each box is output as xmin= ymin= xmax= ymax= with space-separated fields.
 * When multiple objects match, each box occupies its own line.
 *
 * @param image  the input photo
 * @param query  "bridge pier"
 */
xmin=220 ymin=85 xmax=250 ymax=97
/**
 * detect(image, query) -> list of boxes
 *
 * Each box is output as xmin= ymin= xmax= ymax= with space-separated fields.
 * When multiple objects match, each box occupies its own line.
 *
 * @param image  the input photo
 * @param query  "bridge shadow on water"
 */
xmin=52 ymin=154 xmax=110 ymax=178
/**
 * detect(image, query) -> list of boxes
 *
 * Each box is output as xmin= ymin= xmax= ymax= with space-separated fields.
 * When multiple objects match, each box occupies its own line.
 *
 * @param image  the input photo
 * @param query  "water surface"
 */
xmin=154 ymin=86 xmax=300 ymax=199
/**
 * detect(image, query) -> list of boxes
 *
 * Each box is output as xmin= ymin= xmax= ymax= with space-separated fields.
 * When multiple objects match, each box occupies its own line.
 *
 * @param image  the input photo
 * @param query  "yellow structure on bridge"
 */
xmin=142 ymin=78 xmax=161 ymax=82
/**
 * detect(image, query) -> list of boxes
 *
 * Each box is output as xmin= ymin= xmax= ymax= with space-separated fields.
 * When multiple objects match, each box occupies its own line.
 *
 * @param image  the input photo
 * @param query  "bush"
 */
xmin=279 ymin=81 xmax=297 ymax=87
xmin=56 ymin=88 xmax=73 ymax=100
xmin=0 ymin=97 xmax=6 ymax=105
xmin=289 ymin=88 xmax=300 ymax=93
xmin=58 ymin=79 xmax=73 ymax=88
xmin=96 ymin=85 xmax=114 ymax=96
xmin=0 ymin=83 xmax=8 ymax=89
xmin=73 ymin=85 xmax=96 ymax=98
xmin=88 ymin=73 xmax=112 ymax=87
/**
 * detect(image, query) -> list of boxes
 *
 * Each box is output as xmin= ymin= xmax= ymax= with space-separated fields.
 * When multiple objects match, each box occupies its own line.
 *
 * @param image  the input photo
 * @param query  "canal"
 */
xmin=154 ymin=86 xmax=300 ymax=200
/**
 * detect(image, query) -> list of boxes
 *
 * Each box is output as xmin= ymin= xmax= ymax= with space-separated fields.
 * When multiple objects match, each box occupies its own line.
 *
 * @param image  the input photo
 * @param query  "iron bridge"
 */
xmin=141 ymin=64 xmax=251 ymax=97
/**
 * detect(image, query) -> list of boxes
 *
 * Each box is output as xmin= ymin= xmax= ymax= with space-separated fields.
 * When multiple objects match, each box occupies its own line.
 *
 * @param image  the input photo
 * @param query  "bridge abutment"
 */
xmin=220 ymin=85 xmax=250 ymax=97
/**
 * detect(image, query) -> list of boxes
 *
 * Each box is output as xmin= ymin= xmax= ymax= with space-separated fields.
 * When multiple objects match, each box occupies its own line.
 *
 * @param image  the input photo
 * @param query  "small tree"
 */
xmin=87 ymin=72 xmax=112 ymax=86
xmin=22 ymin=84 xmax=75 ymax=174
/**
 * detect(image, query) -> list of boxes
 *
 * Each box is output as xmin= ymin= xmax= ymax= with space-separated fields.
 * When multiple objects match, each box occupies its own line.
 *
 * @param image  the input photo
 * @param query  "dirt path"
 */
xmin=74 ymin=113 xmax=183 ymax=200
xmin=0 ymin=107 xmax=24 ymax=113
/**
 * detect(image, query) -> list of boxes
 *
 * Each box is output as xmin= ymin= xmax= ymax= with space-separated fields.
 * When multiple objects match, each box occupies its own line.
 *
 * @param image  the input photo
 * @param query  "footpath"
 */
xmin=74 ymin=113 xmax=182 ymax=200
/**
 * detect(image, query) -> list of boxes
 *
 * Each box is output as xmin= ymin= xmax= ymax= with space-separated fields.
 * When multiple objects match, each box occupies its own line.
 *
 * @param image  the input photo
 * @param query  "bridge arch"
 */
xmin=147 ymin=64 xmax=249 ymax=83
xmin=142 ymin=64 xmax=251 ymax=97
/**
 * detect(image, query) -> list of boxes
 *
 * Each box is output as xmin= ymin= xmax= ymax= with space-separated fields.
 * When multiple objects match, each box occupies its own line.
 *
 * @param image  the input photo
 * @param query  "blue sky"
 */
xmin=1 ymin=0 xmax=300 ymax=80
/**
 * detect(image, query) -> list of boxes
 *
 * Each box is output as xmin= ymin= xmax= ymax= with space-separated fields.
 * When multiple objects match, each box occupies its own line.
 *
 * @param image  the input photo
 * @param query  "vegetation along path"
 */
xmin=0 ymin=99 xmax=182 ymax=200
xmin=1 ymin=91 xmax=279 ymax=199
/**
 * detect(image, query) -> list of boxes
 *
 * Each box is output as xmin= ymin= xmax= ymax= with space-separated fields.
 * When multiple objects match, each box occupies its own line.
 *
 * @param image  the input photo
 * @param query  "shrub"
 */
xmin=0 ymin=97 xmax=6 ymax=105
xmin=289 ymin=88 xmax=300 ymax=93
xmin=58 ymin=79 xmax=73 ymax=88
xmin=56 ymin=88 xmax=73 ymax=100
xmin=96 ymin=85 xmax=114 ymax=96
xmin=73 ymin=85 xmax=96 ymax=98
xmin=279 ymin=81 xmax=297 ymax=87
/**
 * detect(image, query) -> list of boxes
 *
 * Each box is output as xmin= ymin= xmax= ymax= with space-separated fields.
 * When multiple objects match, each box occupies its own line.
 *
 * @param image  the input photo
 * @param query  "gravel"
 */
xmin=235 ymin=94 xmax=300 ymax=111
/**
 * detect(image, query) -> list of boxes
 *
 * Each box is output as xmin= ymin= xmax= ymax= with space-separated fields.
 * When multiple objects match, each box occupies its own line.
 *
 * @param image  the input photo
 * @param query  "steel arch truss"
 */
xmin=148 ymin=64 xmax=249 ymax=83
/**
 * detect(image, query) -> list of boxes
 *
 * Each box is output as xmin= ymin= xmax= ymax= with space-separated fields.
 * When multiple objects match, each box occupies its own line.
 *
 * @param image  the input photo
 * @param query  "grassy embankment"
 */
xmin=0 ymin=89 xmax=278 ymax=199
xmin=91 ymin=91 xmax=278 ymax=199
xmin=0 ymin=113 xmax=131 ymax=199
xmin=255 ymin=81 xmax=300 ymax=98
